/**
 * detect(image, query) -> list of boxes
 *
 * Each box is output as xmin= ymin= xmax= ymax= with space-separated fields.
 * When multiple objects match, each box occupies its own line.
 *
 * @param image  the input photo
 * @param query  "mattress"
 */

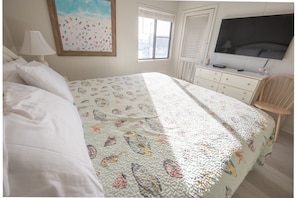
xmin=68 ymin=72 xmax=275 ymax=197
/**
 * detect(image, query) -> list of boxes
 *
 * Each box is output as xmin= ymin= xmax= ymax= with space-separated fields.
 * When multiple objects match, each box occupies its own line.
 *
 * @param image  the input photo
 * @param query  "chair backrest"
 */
xmin=258 ymin=74 xmax=294 ymax=111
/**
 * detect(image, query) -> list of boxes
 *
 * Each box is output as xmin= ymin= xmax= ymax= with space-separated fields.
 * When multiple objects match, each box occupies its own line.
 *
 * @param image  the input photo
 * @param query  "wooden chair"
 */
xmin=254 ymin=74 xmax=294 ymax=142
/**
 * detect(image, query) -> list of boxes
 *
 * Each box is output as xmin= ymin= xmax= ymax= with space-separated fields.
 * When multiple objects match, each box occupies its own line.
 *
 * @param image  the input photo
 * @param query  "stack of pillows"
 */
xmin=3 ymin=55 xmax=104 ymax=197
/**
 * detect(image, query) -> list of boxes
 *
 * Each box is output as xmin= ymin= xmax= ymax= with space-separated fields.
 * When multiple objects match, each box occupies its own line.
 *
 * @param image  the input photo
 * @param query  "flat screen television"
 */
xmin=214 ymin=13 xmax=294 ymax=60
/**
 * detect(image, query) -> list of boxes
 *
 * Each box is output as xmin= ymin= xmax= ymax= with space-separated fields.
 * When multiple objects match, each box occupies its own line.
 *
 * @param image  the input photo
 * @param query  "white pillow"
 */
xmin=3 ymin=46 xmax=19 ymax=63
xmin=3 ymin=82 xmax=104 ymax=197
xmin=16 ymin=61 xmax=74 ymax=103
xmin=3 ymin=57 xmax=27 ymax=84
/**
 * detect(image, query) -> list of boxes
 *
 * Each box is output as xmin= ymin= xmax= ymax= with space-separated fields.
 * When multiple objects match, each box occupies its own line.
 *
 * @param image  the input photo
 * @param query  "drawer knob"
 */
xmin=226 ymin=78 xmax=229 ymax=80
xmin=247 ymin=83 xmax=251 ymax=85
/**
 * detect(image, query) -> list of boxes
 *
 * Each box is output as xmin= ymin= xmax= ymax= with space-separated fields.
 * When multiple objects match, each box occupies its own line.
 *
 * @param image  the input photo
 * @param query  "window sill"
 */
xmin=138 ymin=58 xmax=170 ymax=63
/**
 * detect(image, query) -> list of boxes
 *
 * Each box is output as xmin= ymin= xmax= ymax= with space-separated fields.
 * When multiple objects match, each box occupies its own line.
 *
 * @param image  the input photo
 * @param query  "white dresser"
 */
xmin=194 ymin=66 xmax=267 ymax=104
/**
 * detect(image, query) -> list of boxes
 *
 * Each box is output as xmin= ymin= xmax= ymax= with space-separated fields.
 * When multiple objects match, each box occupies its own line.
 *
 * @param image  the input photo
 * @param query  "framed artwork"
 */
xmin=47 ymin=0 xmax=116 ymax=56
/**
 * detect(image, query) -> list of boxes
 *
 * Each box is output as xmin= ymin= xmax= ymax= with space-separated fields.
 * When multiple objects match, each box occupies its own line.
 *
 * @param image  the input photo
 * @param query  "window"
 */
xmin=181 ymin=14 xmax=210 ymax=59
xmin=138 ymin=6 xmax=175 ymax=60
xmin=179 ymin=8 xmax=216 ymax=64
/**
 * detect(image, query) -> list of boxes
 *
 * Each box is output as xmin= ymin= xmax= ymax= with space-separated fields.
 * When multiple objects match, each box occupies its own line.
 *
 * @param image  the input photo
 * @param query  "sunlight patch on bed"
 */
xmin=142 ymin=73 xmax=242 ymax=196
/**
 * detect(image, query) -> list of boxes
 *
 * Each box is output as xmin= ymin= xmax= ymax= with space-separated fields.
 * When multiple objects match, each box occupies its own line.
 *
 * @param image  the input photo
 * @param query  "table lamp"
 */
xmin=19 ymin=30 xmax=56 ymax=66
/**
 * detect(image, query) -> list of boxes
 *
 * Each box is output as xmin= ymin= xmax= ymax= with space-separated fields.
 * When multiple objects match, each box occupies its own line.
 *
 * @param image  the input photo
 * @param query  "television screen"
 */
xmin=214 ymin=14 xmax=294 ymax=60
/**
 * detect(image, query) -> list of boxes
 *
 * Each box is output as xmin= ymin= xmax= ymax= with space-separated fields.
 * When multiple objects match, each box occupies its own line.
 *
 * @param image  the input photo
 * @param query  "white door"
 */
xmin=177 ymin=6 xmax=217 ymax=82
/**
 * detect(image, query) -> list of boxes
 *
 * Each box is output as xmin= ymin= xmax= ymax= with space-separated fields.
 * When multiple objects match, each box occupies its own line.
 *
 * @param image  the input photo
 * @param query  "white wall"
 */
xmin=3 ymin=0 xmax=178 ymax=80
xmin=4 ymin=1 xmax=293 ymax=79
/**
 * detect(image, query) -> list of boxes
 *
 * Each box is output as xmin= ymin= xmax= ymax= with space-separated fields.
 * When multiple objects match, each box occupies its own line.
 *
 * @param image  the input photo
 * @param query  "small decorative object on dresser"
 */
xmin=258 ymin=59 xmax=269 ymax=75
xmin=194 ymin=66 xmax=267 ymax=104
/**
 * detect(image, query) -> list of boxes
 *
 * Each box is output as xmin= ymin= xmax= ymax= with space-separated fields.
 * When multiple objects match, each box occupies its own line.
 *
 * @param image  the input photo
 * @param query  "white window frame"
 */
xmin=138 ymin=5 xmax=176 ymax=60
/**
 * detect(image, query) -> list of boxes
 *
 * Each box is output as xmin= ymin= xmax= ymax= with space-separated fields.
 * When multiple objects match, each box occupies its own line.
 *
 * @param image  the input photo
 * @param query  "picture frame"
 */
xmin=47 ymin=0 xmax=116 ymax=56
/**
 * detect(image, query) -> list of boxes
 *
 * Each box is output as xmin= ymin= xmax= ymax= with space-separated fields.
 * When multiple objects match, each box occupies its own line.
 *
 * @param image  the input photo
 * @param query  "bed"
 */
xmin=3 ymin=46 xmax=275 ymax=197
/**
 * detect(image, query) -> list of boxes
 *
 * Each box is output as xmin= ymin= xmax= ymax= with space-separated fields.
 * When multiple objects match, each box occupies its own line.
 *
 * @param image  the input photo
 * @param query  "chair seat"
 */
xmin=254 ymin=101 xmax=291 ymax=115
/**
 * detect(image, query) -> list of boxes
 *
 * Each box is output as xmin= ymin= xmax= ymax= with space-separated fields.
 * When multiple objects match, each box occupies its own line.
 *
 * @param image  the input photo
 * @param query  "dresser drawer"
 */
xmin=194 ymin=66 xmax=266 ymax=105
xmin=220 ymin=73 xmax=258 ymax=91
xmin=195 ymin=77 xmax=219 ymax=91
xmin=217 ymin=84 xmax=253 ymax=103
xmin=196 ymin=68 xmax=222 ymax=82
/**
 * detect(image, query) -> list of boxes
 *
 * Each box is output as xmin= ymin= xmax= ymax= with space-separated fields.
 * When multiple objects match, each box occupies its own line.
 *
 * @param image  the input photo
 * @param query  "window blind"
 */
xmin=138 ymin=6 xmax=175 ymax=22
xmin=181 ymin=14 xmax=209 ymax=59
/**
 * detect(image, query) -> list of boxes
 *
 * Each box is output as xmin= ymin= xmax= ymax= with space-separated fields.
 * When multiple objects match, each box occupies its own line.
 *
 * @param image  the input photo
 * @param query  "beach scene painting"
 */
xmin=48 ymin=0 xmax=116 ymax=56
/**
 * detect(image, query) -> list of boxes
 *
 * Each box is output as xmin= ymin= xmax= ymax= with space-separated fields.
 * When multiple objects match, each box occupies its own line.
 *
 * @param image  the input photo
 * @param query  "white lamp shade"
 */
xmin=19 ymin=30 xmax=56 ymax=55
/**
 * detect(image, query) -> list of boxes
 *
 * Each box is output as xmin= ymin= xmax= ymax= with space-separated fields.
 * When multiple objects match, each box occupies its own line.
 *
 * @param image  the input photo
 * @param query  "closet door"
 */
xmin=177 ymin=6 xmax=216 ymax=82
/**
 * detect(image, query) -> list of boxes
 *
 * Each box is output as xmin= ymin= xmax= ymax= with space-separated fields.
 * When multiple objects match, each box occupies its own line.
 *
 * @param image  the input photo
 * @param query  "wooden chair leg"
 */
xmin=274 ymin=114 xmax=282 ymax=142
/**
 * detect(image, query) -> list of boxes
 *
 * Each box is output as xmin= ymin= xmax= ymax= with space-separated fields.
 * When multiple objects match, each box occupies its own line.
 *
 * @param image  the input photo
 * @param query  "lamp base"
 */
xmin=36 ymin=55 xmax=49 ymax=66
